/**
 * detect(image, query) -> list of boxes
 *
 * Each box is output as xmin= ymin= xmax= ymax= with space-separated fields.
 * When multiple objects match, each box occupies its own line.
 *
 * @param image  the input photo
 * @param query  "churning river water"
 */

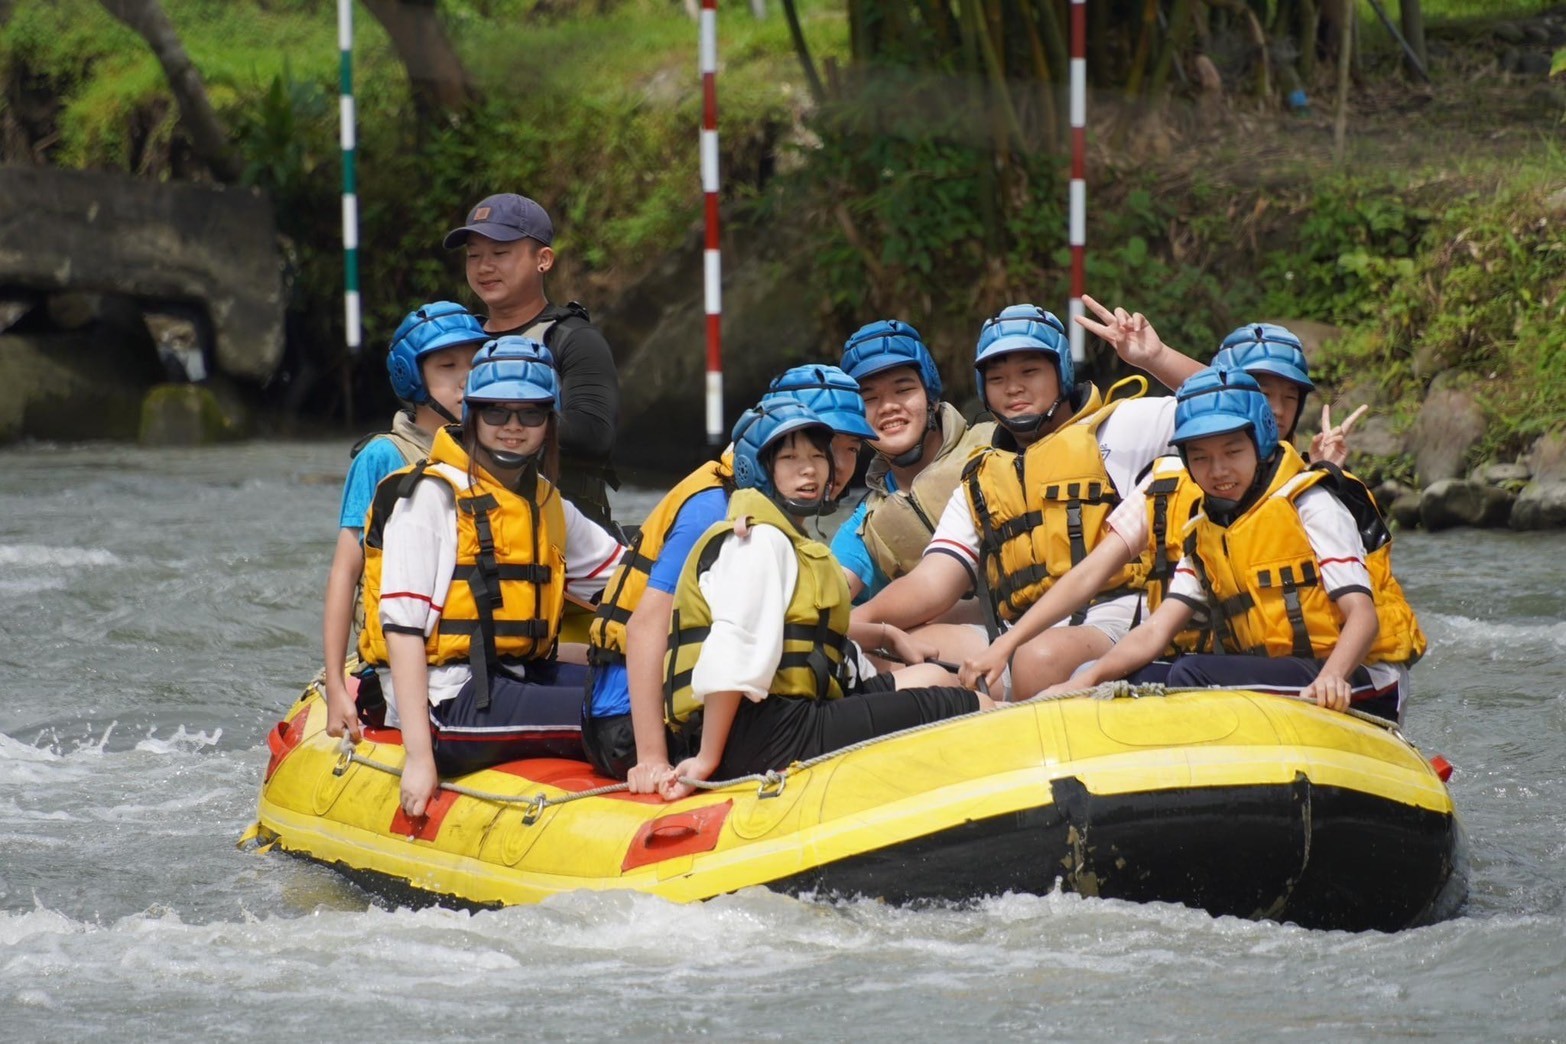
xmin=1 ymin=439 xmax=1563 ymax=1040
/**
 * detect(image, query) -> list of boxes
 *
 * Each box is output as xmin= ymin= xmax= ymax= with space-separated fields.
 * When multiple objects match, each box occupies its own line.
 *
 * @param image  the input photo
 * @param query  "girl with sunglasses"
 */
xmin=357 ymin=337 xmax=625 ymax=818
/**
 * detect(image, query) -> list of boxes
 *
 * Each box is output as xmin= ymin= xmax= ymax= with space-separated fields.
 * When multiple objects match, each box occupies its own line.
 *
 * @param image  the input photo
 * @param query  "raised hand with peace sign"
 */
xmin=1311 ymin=402 xmax=1369 ymax=467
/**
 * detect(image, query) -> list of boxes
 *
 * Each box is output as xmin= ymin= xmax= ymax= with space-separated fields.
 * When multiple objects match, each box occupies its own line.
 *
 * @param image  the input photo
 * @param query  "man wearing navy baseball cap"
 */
xmin=445 ymin=193 xmax=621 ymax=529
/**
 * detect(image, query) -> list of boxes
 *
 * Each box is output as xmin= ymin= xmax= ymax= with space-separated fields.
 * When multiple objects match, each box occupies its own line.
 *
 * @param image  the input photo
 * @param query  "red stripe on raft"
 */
xmin=1317 ymin=555 xmax=1366 ymax=567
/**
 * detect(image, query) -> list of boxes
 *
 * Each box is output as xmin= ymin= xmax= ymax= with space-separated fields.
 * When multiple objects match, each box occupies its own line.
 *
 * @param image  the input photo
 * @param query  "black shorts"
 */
xmin=429 ymin=660 xmax=588 ymax=776
xmin=581 ymin=711 xmax=696 ymax=781
xmin=716 ymin=685 xmax=979 ymax=780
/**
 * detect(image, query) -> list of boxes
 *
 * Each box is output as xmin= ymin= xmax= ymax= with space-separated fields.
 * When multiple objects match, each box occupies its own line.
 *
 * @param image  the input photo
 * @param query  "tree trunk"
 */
xmin=1399 ymin=0 xmax=1429 ymax=76
xmin=1333 ymin=0 xmax=1353 ymax=163
xmin=780 ymin=0 xmax=825 ymax=105
xmin=96 ymin=0 xmax=241 ymax=183
xmin=361 ymin=0 xmax=475 ymax=120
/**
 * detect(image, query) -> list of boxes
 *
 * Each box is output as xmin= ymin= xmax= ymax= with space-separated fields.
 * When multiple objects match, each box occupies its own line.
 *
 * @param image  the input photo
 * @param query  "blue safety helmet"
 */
xmin=1213 ymin=323 xmax=1314 ymax=392
xmin=761 ymin=365 xmax=877 ymax=441
xmin=841 ymin=320 xmax=942 ymax=399
xmin=462 ymin=336 xmax=561 ymax=423
xmin=730 ymin=397 xmax=834 ymax=501
xmin=973 ymin=304 xmax=1073 ymax=410
xmin=1170 ymin=366 xmax=1279 ymax=464
xmin=387 ymin=301 xmax=489 ymax=405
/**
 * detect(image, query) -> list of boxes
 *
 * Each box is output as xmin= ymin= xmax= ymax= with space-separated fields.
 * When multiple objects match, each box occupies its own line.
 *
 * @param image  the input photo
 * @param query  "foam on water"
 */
xmin=2 ymin=446 xmax=1565 ymax=1038
xmin=0 ymin=543 xmax=121 ymax=569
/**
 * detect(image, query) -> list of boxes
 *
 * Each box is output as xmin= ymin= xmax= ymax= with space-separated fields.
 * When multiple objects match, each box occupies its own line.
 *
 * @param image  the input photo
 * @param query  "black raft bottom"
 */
xmin=769 ymin=773 xmax=1466 ymax=933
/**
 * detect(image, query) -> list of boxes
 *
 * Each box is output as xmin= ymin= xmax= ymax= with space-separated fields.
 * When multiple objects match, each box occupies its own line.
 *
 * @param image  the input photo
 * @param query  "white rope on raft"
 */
xmin=331 ymin=682 xmax=1401 ymax=823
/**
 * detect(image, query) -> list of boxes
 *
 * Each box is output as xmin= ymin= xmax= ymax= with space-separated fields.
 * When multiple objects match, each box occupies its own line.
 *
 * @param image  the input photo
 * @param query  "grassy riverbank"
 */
xmin=2 ymin=0 xmax=1563 ymax=468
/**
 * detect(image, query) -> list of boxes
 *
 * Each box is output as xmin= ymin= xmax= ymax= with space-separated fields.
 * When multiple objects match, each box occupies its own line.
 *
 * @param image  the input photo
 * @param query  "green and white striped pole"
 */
xmin=338 ymin=0 xmax=361 ymax=354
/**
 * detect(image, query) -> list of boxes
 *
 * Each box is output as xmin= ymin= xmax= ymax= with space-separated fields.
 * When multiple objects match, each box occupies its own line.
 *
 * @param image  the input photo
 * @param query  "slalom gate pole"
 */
xmin=1067 ymin=0 xmax=1086 ymax=368
xmin=700 ymin=0 xmax=724 ymax=447
xmin=338 ymin=0 xmax=361 ymax=355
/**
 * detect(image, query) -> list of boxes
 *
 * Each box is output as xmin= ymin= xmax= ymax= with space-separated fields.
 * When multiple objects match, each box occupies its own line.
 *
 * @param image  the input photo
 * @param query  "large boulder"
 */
xmin=1419 ymin=478 xmax=1515 ymax=530
xmin=0 ymin=167 xmax=283 ymax=383
xmin=599 ymin=222 xmax=829 ymax=473
xmin=1525 ymin=431 xmax=1566 ymax=484
xmin=0 ymin=328 xmax=163 ymax=442
xmin=139 ymin=382 xmax=250 ymax=446
xmin=1510 ymin=481 xmax=1566 ymax=530
xmin=1409 ymin=384 xmax=1486 ymax=486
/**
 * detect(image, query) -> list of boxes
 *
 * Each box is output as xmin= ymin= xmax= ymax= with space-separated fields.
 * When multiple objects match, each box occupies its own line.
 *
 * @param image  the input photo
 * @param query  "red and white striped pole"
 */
xmin=700 ymin=0 xmax=724 ymax=446
xmin=1067 ymin=0 xmax=1087 ymax=368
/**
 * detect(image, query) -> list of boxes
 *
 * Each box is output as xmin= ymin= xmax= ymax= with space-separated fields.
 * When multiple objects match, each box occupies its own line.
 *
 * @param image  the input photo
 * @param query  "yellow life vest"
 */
xmin=962 ymin=379 xmax=1148 ymax=623
xmin=358 ymin=426 xmax=567 ymax=699
xmin=861 ymin=403 xmax=994 ymax=582
xmin=663 ymin=488 xmax=852 ymax=730
xmin=1185 ymin=443 xmax=1425 ymax=665
xmin=587 ymin=457 xmax=731 ymax=664
xmin=1141 ymin=455 xmax=1212 ymax=655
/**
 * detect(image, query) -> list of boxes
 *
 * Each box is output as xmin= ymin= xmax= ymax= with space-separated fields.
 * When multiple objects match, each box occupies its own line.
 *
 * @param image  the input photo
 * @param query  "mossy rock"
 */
xmin=139 ymin=383 xmax=250 ymax=446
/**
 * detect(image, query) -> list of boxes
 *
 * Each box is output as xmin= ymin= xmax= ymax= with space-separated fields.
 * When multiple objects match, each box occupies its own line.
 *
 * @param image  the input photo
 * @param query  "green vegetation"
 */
xmin=2 ymin=0 xmax=1563 ymax=473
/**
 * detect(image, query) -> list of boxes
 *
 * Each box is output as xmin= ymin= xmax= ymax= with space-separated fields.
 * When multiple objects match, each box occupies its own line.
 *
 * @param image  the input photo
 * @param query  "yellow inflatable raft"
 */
xmin=244 ymin=680 xmax=1465 ymax=932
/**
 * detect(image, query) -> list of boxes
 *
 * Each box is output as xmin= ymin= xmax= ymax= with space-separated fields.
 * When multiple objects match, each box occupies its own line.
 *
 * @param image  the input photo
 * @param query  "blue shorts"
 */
xmin=429 ymin=660 xmax=588 ymax=776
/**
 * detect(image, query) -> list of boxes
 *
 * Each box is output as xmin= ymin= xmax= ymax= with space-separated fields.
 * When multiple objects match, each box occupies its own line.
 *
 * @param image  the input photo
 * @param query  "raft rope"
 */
xmin=331 ymin=681 xmax=1399 ymax=824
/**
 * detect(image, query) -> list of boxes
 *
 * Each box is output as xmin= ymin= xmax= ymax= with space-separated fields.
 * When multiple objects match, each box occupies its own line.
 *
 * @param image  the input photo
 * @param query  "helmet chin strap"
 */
xmin=476 ymin=440 xmax=541 ymax=475
xmin=773 ymin=458 xmax=836 ymax=524
xmin=1204 ymin=450 xmax=1279 ymax=524
xmin=430 ymin=400 xmax=461 ymax=426
xmin=994 ymin=392 xmax=1069 ymax=436
xmin=887 ymin=401 xmax=941 ymax=468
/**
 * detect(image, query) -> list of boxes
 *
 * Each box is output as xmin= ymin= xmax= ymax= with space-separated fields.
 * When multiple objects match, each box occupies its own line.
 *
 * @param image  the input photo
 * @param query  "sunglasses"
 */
xmin=476 ymin=404 xmax=551 ymax=428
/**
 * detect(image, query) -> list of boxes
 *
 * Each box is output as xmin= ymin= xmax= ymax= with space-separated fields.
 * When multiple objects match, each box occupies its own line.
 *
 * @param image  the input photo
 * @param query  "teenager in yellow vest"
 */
xmin=360 ymin=338 xmax=624 ymax=817
xmin=654 ymin=399 xmax=991 ymax=801
xmin=852 ymin=304 xmax=1176 ymax=696
xmin=582 ymin=365 xmax=883 ymax=787
xmin=1046 ymin=368 xmax=1424 ymax=721
xmin=961 ymin=313 xmax=1381 ymax=697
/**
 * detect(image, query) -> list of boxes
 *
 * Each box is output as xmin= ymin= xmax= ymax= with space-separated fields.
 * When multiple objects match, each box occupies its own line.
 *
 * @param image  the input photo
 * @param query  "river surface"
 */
xmin=1 ymin=440 xmax=1563 ymax=1040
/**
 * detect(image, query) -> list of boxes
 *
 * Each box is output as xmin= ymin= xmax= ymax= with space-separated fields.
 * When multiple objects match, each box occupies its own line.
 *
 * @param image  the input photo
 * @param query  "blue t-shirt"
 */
xmin=588 ymin=487 xmax=729 ymax=718
xmin=830 ymin=489 xmax=893 ymax=605
xmin=337 ymin=437 xmax=413 ymax=532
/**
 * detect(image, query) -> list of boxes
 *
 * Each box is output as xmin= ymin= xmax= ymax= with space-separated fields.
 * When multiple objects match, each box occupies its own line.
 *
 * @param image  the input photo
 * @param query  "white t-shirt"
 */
xmin=687 ymin=524 xmax=875 ymax=704
xmin=925 ymin=395 xmax=1178 ymax=576
xmin=377 ymin=463 xmax=624 ymax=716
xmin=1165 ymin=485 xmax=1402 ymax=688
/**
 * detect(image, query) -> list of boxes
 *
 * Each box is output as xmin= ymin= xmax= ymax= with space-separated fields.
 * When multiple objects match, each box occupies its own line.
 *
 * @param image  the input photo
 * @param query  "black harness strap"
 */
xmin=963 ymin=459 xmax=1007 ymax=635
xmin=1065 ymin=501 xmax=1088 ymax=567
xmin=461 ymin=493 xmax=502 ymax=710
xmin=1274 ymin=563 xmax=1320 ymax=659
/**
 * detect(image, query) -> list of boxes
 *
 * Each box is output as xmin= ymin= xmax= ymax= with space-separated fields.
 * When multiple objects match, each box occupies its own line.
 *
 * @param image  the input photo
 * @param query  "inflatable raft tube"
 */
xmin=244 ymin=681 xmax=1466 ymax=932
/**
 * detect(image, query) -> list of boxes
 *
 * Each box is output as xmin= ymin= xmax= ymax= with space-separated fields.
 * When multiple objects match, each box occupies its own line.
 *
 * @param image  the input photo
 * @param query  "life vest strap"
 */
xmin=450 ymin=563 xmax=554 ymax=584
xmin=437 ymin=618 xmax=555 ymax=639
xmin=991 ymin=510 xmax=1044 ymax=544
xmin=1065 ymin=501 xmax=1087 ymax=566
